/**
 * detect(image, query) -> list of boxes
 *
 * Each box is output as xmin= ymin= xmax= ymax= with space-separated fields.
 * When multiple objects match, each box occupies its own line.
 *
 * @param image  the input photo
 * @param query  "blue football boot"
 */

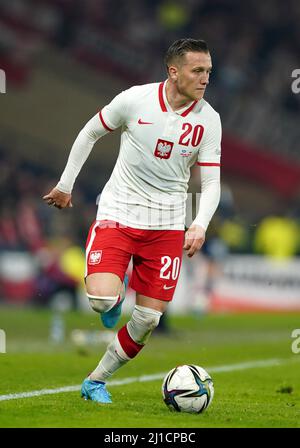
xmin=81 ymin=378 xmax=112 ymax=403
xmin=100 ymin=274 xmax=128 ymax=329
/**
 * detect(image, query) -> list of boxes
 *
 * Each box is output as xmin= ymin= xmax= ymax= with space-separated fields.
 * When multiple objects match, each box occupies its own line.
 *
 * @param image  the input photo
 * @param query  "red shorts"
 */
xmin=85 ymin=220 xmax=184 ymax=301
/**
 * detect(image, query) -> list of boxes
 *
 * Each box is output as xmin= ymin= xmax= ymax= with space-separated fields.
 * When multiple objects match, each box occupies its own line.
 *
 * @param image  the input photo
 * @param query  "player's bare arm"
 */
xmin=183 ymin=224 xmax=206 ymax=257
xmin=43 ymin=188 xmax=72 ymax=209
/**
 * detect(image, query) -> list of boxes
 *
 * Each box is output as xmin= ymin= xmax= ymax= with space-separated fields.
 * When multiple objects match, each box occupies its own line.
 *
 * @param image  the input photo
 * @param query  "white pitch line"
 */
xmin=0 ymin=357 xmax=292 ymax=402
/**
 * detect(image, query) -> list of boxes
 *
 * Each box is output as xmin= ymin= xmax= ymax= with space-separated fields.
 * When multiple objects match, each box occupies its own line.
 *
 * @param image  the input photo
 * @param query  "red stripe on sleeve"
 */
xmin=99 ymin=110 xmax=114 ymax=132
xmin=117 ymin=325 xmax=144 ymax=359
xmin=197 ymin=162 xmax=221 ymax=166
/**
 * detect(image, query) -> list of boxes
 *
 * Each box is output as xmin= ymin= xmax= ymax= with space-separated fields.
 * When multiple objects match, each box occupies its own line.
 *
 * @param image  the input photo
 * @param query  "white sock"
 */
xmin=89 ymin=333 xmax=130 ymax=381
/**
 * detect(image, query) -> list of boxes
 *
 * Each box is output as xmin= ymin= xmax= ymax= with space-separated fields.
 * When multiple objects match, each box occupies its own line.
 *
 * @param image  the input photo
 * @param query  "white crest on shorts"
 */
xmin=88 ymin=250 xmax=102 ymax=265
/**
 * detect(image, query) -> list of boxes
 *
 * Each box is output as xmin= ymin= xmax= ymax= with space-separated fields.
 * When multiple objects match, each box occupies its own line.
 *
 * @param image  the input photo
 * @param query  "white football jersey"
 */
xmin=97 ymin=80 xmax=221 ymax=230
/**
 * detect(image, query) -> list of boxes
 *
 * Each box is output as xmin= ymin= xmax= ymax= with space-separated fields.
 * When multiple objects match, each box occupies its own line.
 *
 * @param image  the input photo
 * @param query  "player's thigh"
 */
xmin=85 ymin=220 xmax=132 ymax=297
xmin=136 ymin=293 xmax=169 ymax=313
xmin=86 ymin=273 xmax=123 ymax=297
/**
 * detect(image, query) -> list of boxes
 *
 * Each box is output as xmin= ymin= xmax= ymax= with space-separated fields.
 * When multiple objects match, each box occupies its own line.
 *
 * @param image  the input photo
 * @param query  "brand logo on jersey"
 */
xmin=180 ymin=148 xmax=193 ymax=157
xmin=154 ymin=139 xmax=174 ymax=159
xmin=88 ymin=250 xmax=102 ymax=265
xmin=138 ymin=118 xmax=153 ymax=125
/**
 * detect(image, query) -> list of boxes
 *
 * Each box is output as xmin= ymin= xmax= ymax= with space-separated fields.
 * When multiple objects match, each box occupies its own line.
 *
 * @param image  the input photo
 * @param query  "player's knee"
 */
xmin=145 ymin=313 xmax=161 ymax=331
xmin=87 ymin=295 xmax=119 ymax=313
xmin=88 ymin=298 xmax=107 ymax=313
xmin=127 ymin=305 xmax=162 ymax=345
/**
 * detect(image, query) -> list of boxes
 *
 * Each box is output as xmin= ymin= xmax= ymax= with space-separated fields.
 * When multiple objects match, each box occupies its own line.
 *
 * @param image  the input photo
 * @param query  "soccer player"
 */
xmin=43 ymin=38 xmax=221 ymax=403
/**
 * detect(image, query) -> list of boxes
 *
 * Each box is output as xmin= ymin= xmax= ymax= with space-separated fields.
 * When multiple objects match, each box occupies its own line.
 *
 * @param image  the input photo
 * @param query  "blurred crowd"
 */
xmin=1 ymin=0 xmax=300 ymax=306
xmin=0 ymin=0 xmax=300 ymax=159
xmin=0 ymin=148 xmax=96 ymax=307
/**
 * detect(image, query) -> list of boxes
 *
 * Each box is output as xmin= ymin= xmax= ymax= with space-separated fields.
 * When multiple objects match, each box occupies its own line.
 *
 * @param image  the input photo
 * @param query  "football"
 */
xmin=162 ymin=364 xmax=214 ymax=413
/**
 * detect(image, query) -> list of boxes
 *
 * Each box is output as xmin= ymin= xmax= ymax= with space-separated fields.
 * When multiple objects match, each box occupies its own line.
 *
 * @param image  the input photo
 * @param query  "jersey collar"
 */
xmin=158 ymin=80 xmax=198 ymax=116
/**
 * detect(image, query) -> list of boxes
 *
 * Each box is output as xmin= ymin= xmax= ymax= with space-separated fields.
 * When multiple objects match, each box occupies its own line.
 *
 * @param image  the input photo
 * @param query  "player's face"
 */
xmin=172 ymin=51 xmax=212 ymax=101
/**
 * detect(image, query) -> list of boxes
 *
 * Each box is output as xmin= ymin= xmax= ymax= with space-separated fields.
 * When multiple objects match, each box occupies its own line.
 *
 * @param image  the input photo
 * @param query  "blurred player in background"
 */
xmin=43 ymin=38 xmax=221 ymax=404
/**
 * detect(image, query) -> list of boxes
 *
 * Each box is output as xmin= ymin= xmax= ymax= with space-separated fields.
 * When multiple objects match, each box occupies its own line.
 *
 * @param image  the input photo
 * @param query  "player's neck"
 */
xmin=165 ymin=79 xmax=193 ymax=111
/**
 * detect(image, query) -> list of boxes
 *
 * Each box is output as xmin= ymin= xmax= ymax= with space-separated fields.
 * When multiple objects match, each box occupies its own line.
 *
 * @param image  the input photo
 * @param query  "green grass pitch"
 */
xmin=0 ymin=307 xmax=300 ymax=428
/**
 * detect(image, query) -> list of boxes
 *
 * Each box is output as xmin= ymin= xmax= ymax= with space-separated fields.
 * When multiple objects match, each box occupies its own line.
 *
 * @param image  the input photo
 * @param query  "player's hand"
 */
xmin=42 ymin=188 xmax=73 ymax=209
xmin=183 ymin=224 xmax=206 ymax=258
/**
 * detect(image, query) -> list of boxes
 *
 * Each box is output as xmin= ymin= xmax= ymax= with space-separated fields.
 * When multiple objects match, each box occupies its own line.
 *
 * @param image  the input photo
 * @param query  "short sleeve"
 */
xmin=197 ymin=112 xmax=222 ymax=166
xmin=100 ymin=90 xmax=130 ymax=131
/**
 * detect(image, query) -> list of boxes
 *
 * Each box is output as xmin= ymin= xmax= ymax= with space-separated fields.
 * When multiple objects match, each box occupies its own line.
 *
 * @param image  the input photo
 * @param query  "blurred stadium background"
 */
xmin=0 ymin=0 xmax=300 ymax=335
